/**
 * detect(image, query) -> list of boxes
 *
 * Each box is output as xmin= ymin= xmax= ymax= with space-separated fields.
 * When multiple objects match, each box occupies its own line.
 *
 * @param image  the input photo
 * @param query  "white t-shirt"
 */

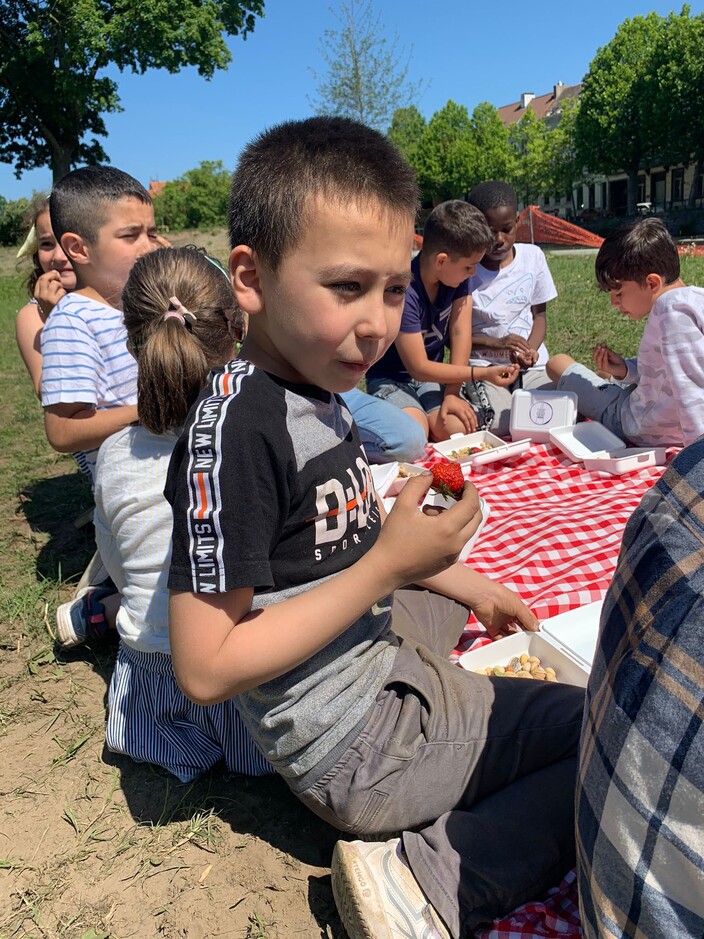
xmin=468 ymin=244 xmax=557 ymax=369
xmin=40 ymin=293 xmax=138 ymax=482
xmin=620 ymin=285 xmax=704 ymax=447
xmin=94 ymin=425 xmax=177 ymax=654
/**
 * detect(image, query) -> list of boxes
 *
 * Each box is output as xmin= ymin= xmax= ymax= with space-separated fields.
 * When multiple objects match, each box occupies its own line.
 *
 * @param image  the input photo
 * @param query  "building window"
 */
xmin=671 ymin=167 xmax=685 ymax=204
xmin=695 ymin=170 xmax=703 ymax=201
xmin=637 ymin=175 xmax=646 ymax=203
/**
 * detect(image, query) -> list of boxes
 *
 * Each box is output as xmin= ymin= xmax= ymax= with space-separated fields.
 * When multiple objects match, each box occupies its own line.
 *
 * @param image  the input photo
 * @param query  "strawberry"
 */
xmin=430 ymin=462 xmax=465 ymax=500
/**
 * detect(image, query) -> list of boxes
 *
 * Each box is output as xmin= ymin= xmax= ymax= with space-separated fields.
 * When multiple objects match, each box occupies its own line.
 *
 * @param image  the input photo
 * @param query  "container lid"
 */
xmin=549 ymin=422 xmax=625 ymax=462
xmin=582 ymin=447 xmax=667 ymax=475
xmin=540 ymin=600 xmax=603 ymax=668
xmin=510 ymin=389 xmax=578 ymax=434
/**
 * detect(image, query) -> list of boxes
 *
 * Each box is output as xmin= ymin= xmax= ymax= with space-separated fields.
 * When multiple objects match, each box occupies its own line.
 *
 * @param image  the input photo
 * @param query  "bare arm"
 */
xmin=376 ymin=494 xmax=538 ymax=638
xmin=15 ymin=303 xmax=45 ymax=398
xmin=170 ymin=474 xmax=483 ymax=705
xmin=44 ymin=401 xmax=139 ymax=453
xmin=414 ymin=564 xmax=539 ymax=637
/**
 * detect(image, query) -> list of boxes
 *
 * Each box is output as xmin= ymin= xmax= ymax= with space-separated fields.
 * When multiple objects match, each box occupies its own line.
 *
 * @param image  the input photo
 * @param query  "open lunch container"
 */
xmin=431 ymin=430 xmax=531 ymax=468
xmin=458 ymin=600 xmax=604 ymax=688
xmin=510 ymin=389 xmax=667 ymax=473
xmin=549 ymin=422 xmax=667 ymax=471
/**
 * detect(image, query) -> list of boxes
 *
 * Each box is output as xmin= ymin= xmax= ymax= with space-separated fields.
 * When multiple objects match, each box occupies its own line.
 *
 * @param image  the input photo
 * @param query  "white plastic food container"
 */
xmin=549 ymin=422 xmax=627 ymax=462
xmin=420 ymin=493 xmax=491 ymax=562
xmin=432 ymin=431 xmax=531 ymax=467
xmin=510 ymin=389 xmax=578 ymax=442
xmin=385 ymin=462 xmax=426 ymax=497
xmin=582 ymin=447 xmax=668 ymax=475
xmin=458 ymin=600 xmax=603 ymax=687
xmin=370 ymin=461 xmax=400 ymax=499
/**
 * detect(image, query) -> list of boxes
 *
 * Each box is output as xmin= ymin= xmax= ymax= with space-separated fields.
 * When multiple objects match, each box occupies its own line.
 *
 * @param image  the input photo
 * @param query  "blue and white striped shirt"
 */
xmin=40 ymin=293 xmax=137 ymax=482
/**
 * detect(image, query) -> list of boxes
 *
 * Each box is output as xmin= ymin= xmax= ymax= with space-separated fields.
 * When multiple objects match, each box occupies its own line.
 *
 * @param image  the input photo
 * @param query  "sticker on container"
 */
xmin=529 ymin=401 xmax=554 ymax=425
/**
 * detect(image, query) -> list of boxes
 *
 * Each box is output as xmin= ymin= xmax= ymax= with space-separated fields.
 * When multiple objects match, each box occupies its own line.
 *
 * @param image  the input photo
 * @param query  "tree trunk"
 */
xmin=626 ymin=170 xmax=639 ymax=216
xmin=51 ymin=146 xmax=74 ymax=183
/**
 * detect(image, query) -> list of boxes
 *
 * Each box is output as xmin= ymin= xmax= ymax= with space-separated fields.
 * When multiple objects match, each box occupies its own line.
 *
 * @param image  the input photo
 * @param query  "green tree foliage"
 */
xmin=310 ymin=0 xmax=425 ymax=131
xmin=543 ymin=97 xmax=583 ymax=211
xmin=415 ymin=100 xmax=474 ymax=203
xmin=508 ymin=109 xmax=550 ymax=205
xmin=647 ymin=7 xmax=704 ymax=206
xmin=0 ymin=0 xmax=264 ymax=182
xmin=575 ymin=12 xmax=665 ymax=214
xmin=387 ymin=106 xmax=426 ymax=169
xmin=468 ymin=103 xmax=514 ymax=187
xmin=0 ymin=195 xmax=31 ymax=246
xmin=152 ymin=161 xmax=231 ymax=231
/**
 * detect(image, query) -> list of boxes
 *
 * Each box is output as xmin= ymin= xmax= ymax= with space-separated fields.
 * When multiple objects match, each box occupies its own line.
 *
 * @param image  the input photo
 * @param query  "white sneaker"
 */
xmin=331 ymin=837 xmax=450 ymax=939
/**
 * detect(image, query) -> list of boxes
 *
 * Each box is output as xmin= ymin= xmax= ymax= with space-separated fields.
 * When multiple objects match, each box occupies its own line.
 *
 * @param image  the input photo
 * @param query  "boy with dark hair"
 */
xmin=547 ymin=217 xmax=704 ymax=447
xmin=166 ymin=116 xmax=583 ymax=939
xmin=365 ymin=199 xmax=519 ymax=442
xmin=42 ymin=165 xmax=160 ymax=481
xmin=464 ymin=180 xmax=557 ymax=435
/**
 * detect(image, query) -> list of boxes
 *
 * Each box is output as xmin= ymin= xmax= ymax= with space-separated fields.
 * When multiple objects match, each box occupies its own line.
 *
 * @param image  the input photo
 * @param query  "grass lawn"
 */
xmin=2 ymin=247 xmax=704 ymax=649
xmin=0 ymin=244 xmax=702 ymax=938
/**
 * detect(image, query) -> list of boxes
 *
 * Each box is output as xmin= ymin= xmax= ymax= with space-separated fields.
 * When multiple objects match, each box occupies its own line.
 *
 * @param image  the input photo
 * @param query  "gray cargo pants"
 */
xmin=295 ymin=588 xmax=584 ymax=937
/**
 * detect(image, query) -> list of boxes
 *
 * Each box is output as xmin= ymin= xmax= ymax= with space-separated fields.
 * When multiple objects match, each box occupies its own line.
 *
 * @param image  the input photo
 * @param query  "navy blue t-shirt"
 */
xmin=367 ymin=253 xmax=470 ymax=385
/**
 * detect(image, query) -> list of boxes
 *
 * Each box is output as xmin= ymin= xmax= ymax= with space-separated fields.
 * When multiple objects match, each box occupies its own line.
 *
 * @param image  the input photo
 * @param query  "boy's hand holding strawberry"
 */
xmin=372 ymin=470 xmax=481 ymax=586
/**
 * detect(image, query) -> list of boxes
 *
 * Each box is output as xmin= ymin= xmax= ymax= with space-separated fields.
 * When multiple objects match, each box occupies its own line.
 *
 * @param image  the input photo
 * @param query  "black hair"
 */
xmin=421 ymin=200 xmax=493 ymax=258
xmin=595 ymin=218 xmax=680 ymax=289
xmin=228 ymin=116 xmax=419 ymax=271
xmin=467 ymin=180 xmax=518 ymax=214
xmin=50 ymin=165 xmax=152 ymax=245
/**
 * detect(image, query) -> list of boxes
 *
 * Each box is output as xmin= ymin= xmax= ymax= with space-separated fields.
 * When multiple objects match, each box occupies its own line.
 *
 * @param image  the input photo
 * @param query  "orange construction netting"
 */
xmin=415 ymin=205 xmax=704 ymax=255
xmin=516 ymin=206 xmax=604 ymax=248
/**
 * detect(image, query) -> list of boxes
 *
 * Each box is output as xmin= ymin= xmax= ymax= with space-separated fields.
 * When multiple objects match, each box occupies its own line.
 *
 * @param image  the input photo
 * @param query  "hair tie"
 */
xmin=165 ymin=296 xmax=197 ymax=326
xmin=17 ymin=224 xmax=39 ymax=259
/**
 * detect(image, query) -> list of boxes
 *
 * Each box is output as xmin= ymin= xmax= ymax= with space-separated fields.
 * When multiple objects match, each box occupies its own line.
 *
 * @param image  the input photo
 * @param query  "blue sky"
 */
xmin=2 ymin=0 xmax=702 ymax=200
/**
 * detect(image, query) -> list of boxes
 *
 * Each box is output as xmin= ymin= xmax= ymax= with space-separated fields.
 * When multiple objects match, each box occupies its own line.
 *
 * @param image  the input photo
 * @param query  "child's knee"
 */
xmin=546 ymin=354 xmax=575 ymax=384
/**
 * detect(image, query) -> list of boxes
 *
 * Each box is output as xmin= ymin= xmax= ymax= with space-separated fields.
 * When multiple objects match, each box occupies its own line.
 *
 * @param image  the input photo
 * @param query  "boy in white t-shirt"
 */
xmin=464 ymin=180 xmax=557 ymax=435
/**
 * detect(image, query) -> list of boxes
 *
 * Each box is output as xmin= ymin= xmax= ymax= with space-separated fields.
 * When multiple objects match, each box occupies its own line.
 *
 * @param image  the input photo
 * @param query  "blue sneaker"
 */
xmin=55 ymin=584 xmax=115 ymax=648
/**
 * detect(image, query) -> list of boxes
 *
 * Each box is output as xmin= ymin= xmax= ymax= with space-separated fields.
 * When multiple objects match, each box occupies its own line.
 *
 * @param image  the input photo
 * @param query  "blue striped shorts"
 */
xmin=106 ymin=642 xmax=274 ymax=782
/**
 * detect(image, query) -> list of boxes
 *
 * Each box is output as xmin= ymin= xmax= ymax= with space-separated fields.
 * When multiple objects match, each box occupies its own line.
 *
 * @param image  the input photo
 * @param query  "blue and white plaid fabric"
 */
xmin=577 ymin=439 xmax=704 ymax=938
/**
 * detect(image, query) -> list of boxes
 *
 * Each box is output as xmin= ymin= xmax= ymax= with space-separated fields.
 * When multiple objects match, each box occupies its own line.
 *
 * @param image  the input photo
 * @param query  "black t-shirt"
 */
xmin=165 ymin=360 xmax=397 ymax=778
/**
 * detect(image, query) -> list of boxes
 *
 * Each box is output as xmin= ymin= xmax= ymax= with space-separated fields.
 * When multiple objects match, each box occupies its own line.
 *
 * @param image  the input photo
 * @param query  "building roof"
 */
xmin=497 ymin=82 xmax=581 ymax=127
xmin=148 ymin=180 xmax=166 ymax=198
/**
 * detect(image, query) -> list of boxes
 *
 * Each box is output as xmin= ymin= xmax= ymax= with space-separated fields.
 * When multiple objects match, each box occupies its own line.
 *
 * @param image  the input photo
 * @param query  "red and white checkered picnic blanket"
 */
xmin=419 ymin=441 xmax=673 ymax=657
xmin=418 ymin=440 xmax=674 ymax=938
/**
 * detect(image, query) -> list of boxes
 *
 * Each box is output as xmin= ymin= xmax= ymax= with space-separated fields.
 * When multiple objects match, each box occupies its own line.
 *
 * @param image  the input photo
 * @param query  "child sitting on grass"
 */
xmin=547 ymin=217 xmax=704 ymax=447
xmin=165 ymin=116 xmax=583 ymax=939
xmin=96 ymin=246 xmax=272 ymax=780
xmin=15 ymin=195 xmax=77 ymax=397
xmin=365 ymin=200 xmax=518 ymax=442
xmin=42 ymin=166 xmax=160 ymax=648
xmin=464 ymin=180 xmax=557 ymax=436
xmin=42 ymin=165 xmax=160 ymax=484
